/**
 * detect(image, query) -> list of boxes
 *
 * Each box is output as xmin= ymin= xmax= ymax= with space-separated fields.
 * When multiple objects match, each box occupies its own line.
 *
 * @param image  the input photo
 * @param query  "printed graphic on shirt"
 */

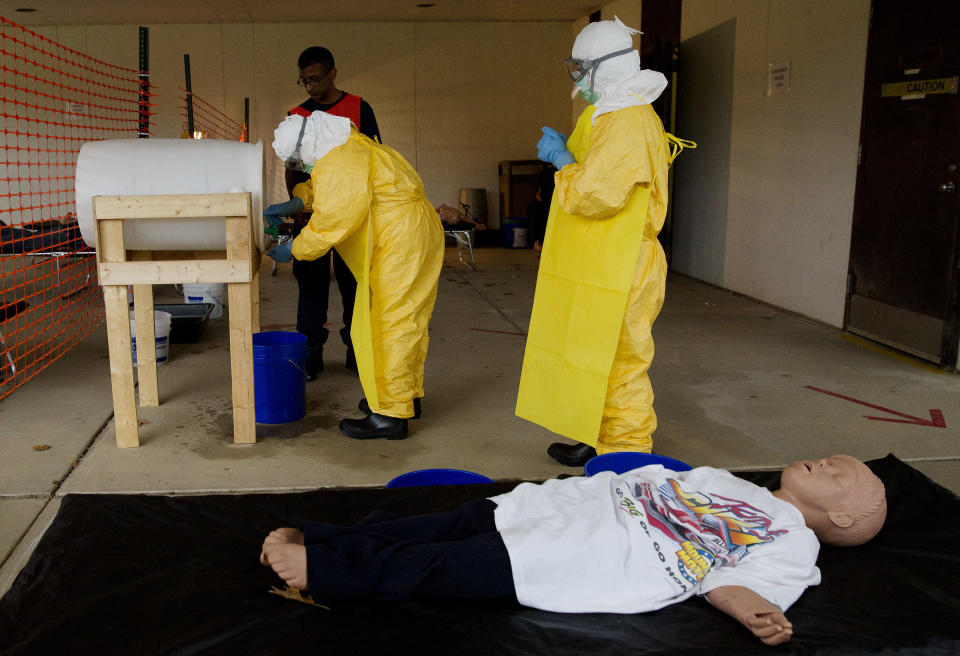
xmin=639 ymin=479 xmax=787 ymax=576
xmin=618 ymin=478 xmax=789 ymax=590
xmin=615 ymin=489 xmax=692 ymax=594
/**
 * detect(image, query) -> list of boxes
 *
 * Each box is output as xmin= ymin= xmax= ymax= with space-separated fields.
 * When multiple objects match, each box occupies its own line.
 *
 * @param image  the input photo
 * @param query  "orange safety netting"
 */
xmin=179 ymin=88 xmax=246 ymax=142
xmin=0 ymin=17 xmax=151 ymax=400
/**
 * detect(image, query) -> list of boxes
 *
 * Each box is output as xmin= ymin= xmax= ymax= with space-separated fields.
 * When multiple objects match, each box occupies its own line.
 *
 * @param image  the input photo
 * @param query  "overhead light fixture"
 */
xmin=15 ymin=7 xmax=37 ymax=12
xmin=417 ymin=3 xmax=435 ymax=7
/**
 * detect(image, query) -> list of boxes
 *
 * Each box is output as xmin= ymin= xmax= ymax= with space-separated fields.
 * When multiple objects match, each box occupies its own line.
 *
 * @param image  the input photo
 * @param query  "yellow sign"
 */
xmin=882 ymin=76 xmax=958 ymax=97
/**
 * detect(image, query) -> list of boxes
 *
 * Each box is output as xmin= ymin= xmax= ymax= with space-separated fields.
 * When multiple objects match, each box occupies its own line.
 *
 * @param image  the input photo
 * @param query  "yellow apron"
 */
xmin=334 ymin=216 xmax=378 ymax=410
xmin=516 ymin=106 xmax=653 ymax=446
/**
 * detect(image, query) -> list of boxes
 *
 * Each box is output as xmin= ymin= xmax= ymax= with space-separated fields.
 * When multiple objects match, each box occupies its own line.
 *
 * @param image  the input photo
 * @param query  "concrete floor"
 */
xmin=2 ymin=246 xmax=959 ymax=596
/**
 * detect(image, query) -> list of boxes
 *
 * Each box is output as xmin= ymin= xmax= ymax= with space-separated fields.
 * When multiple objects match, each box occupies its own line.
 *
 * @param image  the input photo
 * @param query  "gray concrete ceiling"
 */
xmin=0 ymin=0 xmax=601 ymax=25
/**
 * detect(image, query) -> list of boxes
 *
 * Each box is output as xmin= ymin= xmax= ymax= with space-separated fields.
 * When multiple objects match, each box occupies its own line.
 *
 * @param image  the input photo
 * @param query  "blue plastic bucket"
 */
xmin=584 ymin=452 xmax=692 ymax=477
xmin=386 ymin=469 xmax=494 ymax=488
xmin=253 ymin=331 xmax=307 ymax=424
xmin=502 ymin=217 xmax=529 ymax=248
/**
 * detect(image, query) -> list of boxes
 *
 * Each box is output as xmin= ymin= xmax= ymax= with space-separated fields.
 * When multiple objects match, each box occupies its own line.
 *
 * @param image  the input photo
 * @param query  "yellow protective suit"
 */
xmin=517 ymin=103 xmax=684 ymax=454
xmin=291 ymin=130 xmax=444 ymax=419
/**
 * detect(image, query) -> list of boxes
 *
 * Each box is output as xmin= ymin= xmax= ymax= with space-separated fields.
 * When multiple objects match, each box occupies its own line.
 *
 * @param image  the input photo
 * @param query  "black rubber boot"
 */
xmin=547 ymin=442 xmax=597 ymax=467
xmin=358 ymin=397 xmax=421 ymax=419
xmin=305 ymin=344 xmax=324 ymax=382
xmin=339 ymin=413 xmax=409 ymax=440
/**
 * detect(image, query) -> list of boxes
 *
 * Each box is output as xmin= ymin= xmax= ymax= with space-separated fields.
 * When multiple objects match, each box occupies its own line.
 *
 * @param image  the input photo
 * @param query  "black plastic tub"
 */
xmin=154 ymin=303 xmax=214 ymax=343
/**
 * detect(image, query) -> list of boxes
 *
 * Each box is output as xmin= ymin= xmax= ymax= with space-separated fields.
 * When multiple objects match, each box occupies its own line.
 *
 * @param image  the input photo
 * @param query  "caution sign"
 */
xmin=882 ymin=76 xmax=958 ymax=98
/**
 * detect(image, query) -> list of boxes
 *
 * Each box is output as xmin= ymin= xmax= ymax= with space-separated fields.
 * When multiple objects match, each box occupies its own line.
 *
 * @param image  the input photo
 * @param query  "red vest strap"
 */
xmin=288 ymin=93 xmax=363 ymax=127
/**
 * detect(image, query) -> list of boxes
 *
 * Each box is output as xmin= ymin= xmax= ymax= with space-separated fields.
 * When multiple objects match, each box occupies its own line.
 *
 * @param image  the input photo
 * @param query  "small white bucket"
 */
xmin=183 ymin=283 xmax=225 ymax=319
xmin=130 ymin=310 xmax=172 ymax=367
xmin=511 ymin=226 xmax=529 ymax=248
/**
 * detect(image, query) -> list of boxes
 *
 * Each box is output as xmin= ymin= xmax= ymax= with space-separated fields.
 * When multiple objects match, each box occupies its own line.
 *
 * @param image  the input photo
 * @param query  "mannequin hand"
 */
xmin=537 ymin=127 xmax=575 ymax=169
xmin=742 ymin=610 xmax=793 ymax=646
xmin=707 ymin=585 xmax=793 ymax=646
xmin=268 ymin=240 xmax=294 ymax=263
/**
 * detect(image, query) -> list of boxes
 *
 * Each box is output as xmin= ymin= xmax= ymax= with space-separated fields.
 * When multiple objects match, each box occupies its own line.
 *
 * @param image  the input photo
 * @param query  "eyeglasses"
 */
xmin=284 ymin=116 xmax=309 ymax=171
xmin=297 ymin=68 xmax=332 ymax=88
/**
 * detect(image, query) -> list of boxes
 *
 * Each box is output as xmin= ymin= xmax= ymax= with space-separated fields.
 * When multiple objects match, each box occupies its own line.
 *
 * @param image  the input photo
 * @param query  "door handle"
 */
xmin=939 ymin=182 xmax=956 ymax=193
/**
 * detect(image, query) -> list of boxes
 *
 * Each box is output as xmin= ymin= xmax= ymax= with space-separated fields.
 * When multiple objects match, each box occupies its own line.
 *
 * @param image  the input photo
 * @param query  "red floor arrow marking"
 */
xmin=804 ymin=386 xmax=946 ymax=428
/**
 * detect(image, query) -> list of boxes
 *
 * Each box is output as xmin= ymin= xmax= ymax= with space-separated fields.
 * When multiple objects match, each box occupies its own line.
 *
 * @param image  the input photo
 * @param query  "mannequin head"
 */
xmin=774 ymin=455 xmax=887 ymax=546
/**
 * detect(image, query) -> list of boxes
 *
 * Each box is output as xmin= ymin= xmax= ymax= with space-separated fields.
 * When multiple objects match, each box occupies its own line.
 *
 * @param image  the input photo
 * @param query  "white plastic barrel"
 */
xmin=75 ymin=139 xmax=265 ymax=252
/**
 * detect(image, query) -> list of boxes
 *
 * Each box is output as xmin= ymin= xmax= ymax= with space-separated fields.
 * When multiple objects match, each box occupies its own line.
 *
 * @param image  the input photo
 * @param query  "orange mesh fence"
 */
xmin=179 ymin=89 xmax=246 ymax=141
xmin=0 ymin=17 xmax=150 ymax=400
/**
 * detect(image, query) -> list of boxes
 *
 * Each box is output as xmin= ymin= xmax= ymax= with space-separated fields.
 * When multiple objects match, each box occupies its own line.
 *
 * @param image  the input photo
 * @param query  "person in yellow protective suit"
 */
xmin=516 ymin=17 xmax=694 ymax=466
xmin=269 ymin=110 xmax=444 ymax=440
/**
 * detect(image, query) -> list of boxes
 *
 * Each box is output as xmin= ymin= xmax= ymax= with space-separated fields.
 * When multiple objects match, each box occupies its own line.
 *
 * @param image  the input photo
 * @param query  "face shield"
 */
xmin=284 ymin=116 xmax=309 ymax=171
xmin=562 ymin=47 xmax=633 ymax=95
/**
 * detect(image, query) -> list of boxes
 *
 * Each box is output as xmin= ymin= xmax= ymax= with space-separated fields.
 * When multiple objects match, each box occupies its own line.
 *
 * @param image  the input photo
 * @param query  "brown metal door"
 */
xmin=847 ymin=0 xmax=960 ymax=366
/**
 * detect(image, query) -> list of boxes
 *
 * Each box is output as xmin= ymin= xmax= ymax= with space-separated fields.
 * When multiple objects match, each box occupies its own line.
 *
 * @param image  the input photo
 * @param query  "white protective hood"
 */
xmin=572 ymin=16 xmax=668 ymax=121
xmin=272 ymin=111 xmax=352 ymax=165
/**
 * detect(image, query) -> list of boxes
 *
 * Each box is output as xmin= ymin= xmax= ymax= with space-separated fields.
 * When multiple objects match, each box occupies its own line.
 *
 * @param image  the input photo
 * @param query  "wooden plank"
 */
xmin=98 ymin=259 xmax=251 ymax=285
xmin=251 ymin=257 xmax=261 ymax=334
xmin=249 ymin=232 xmax=262 ymax=334
xmin=226 ymin=211 xmax=256 ymax=444
xmin=92 ymin=193 xmax=251 ymax=220
xmin=228 ymin=281 xmax=256 ymax=444
xmin=104 ymin=285 xmax=140 ymax=448
xmin=96 ymin=207 xmax=139 ymax=446
xmin=95 ymin=217 xmax=126 ymax=286
xmin=131 ymin=252 xmax=158 ymax=407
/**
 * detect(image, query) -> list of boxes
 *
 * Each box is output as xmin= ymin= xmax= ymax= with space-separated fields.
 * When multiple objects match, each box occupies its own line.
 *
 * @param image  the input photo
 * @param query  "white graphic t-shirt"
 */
xmin=490 ymin=465 xmax=821 ymax=613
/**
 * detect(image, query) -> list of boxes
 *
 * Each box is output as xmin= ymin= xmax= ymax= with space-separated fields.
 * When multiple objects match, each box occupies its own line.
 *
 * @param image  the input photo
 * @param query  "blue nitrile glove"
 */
xmin=263 ymin=197 xmax=304 ymax=226
xmin=537 ymin=126 xmax=575 ymax=169
xmin=267 ymin=240 xmax=294 ymax=263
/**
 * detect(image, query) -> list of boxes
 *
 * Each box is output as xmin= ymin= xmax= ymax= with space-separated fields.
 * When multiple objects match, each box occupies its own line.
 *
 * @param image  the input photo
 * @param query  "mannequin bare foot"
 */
xmin=263 ymin=542 xmax=308 ymax=590
xmin=260 ymin=527 xmax=304 ymax=565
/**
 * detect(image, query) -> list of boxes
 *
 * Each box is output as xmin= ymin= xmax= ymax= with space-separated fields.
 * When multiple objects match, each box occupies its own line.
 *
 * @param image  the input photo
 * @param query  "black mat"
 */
xmin=1 ymin=455 xmax=958 ymax=655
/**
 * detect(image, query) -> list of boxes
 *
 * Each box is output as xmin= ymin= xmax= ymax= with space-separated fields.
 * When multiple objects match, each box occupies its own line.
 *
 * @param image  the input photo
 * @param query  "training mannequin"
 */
xmin=261 ymin=455 xmax=886 ymax=646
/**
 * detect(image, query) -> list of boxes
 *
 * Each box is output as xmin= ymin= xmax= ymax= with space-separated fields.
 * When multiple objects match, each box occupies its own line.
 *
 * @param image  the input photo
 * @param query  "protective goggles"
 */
xmin=284 ymin=116 xmax=309 ymax=171
xmin=563 ymin=47 xmax=634 ymax=91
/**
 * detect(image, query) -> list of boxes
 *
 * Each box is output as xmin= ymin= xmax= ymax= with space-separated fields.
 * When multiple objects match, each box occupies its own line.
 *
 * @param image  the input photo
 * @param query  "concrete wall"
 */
xmin=672 ymin=0 xmax=870 ymax=327
xmin=37 ymin=21 xmax=572 ymax=227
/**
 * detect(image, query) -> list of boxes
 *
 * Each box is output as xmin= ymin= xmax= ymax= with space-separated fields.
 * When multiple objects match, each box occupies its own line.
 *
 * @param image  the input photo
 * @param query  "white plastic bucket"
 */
xmin=511 ymin=226 xmax=529 ymax=248
xmin=183 ymin=283 xmax=225 ymax=319
xmin=130 ymin=310 xmax=172 ymax=366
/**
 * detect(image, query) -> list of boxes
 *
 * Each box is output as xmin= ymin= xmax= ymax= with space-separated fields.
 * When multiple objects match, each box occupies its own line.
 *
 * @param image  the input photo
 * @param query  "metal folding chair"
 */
xmin=445 ymin=229 xmax=476 ymax=270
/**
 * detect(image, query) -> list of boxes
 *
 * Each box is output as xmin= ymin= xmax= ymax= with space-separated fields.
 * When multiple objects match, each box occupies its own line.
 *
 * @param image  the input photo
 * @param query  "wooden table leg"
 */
xmin=132 ymin=251 xmax=158 ymax=407
xmin=250 ymin=250 xmax=261 ymax=334
xmin=228 ymin=280 xmax=256 ymax=444
xmin=104 ymin=284 xmax=140 ymax=448
xmin=227 ymin=213 xmax=256 ymax=444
